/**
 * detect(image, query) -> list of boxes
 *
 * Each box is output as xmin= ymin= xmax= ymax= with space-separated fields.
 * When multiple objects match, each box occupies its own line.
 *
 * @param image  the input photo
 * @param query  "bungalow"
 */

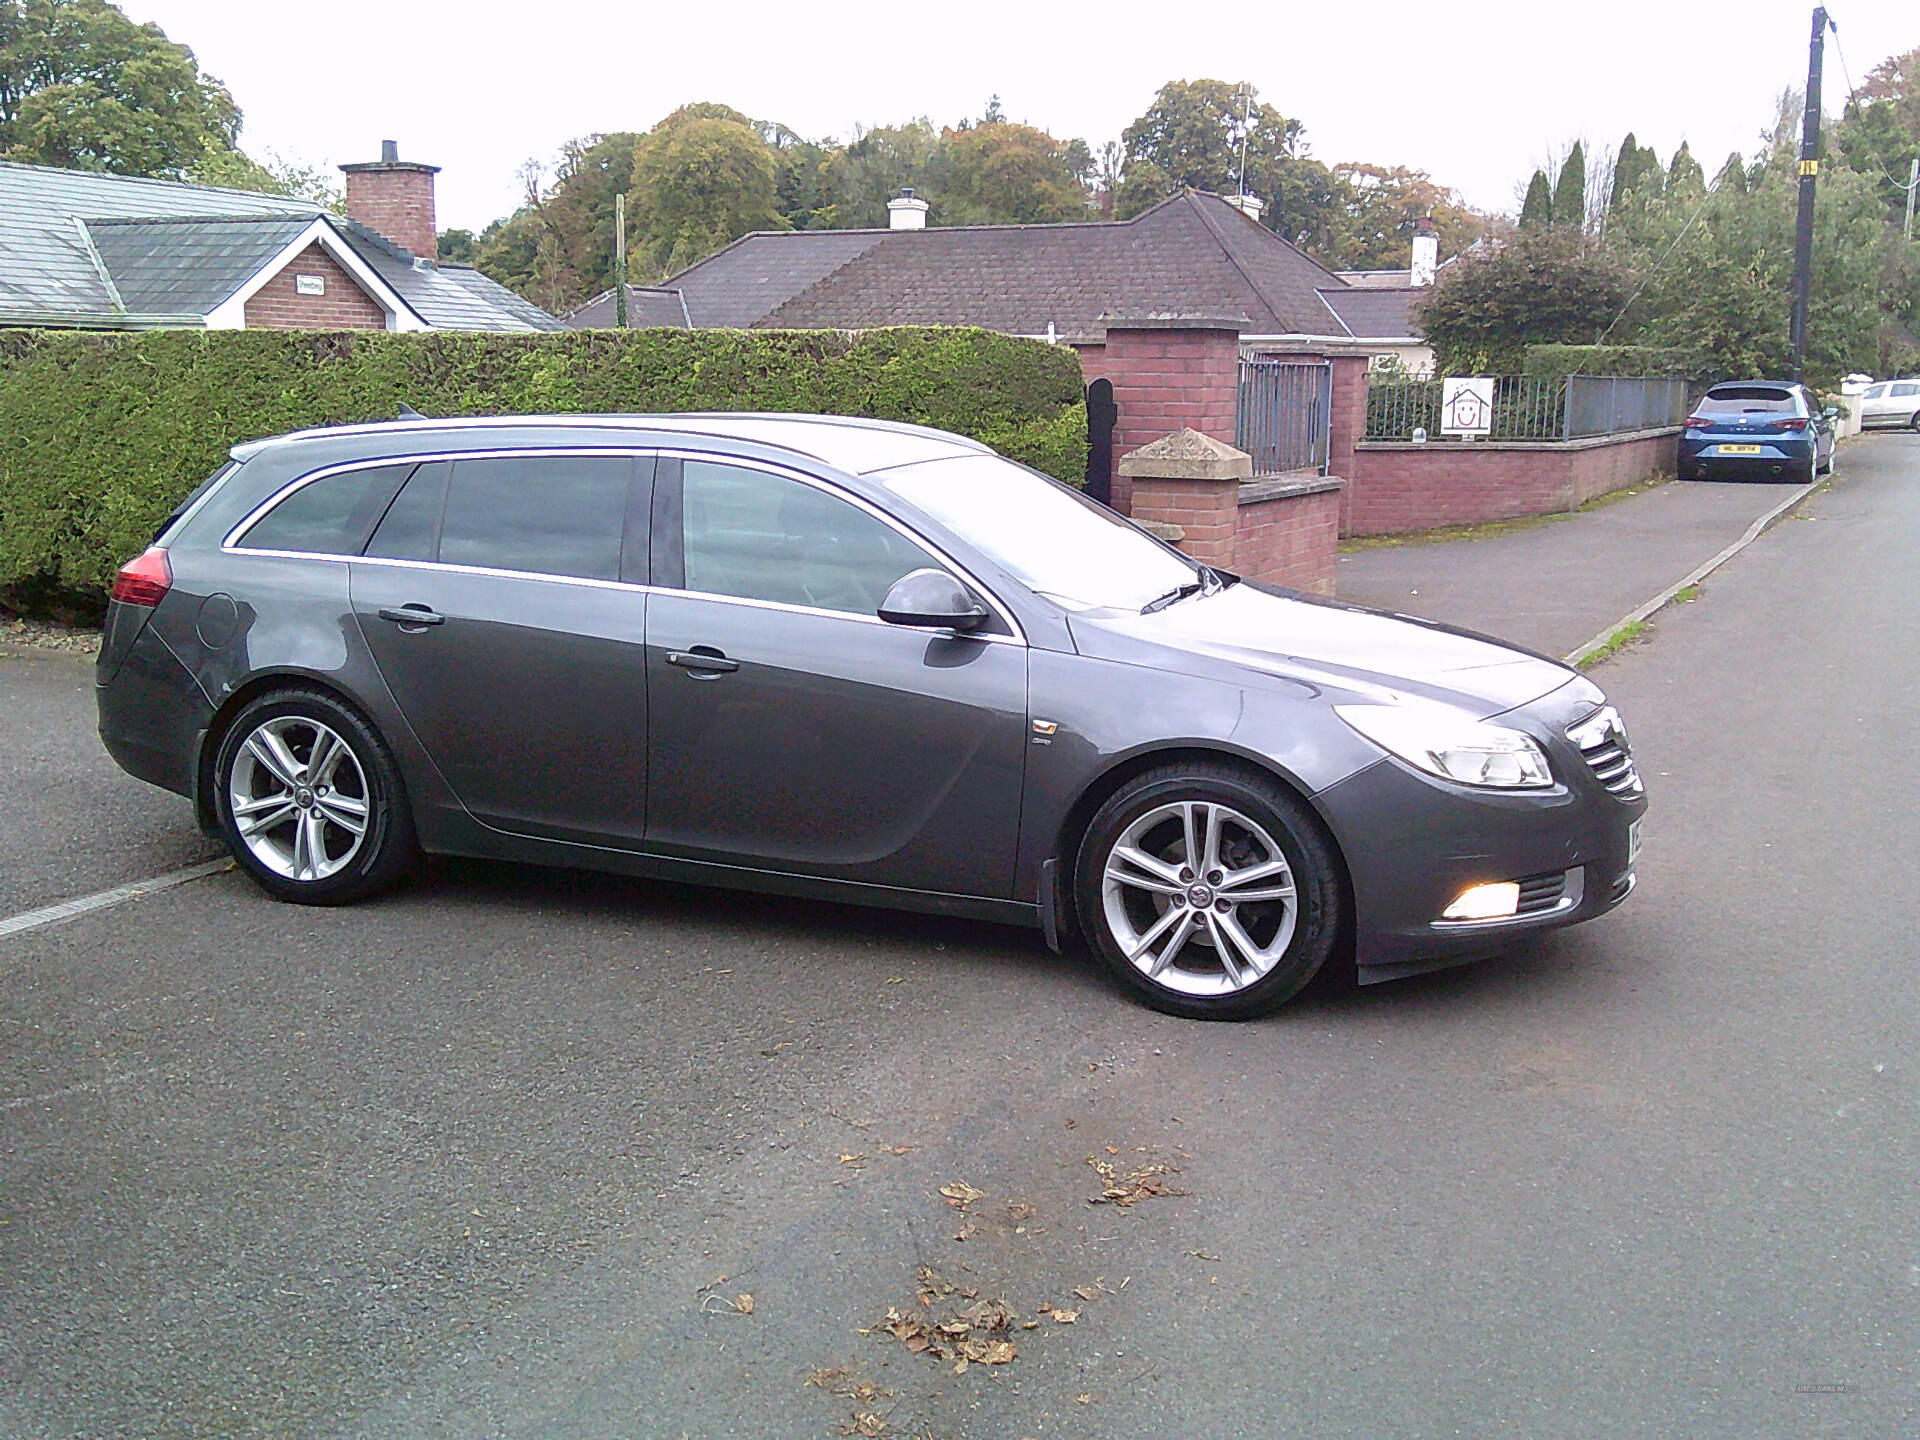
xmin=0 ymin=142 xmax=558 ymax=333
xmin=563 ymin=188 xmax=1434 ymax=372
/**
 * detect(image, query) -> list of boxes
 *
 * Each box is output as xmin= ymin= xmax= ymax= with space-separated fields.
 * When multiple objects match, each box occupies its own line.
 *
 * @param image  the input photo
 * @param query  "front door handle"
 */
xmin=666 ymin=649 xmax=739 ymax=674
xmin=378 ymin=606 xmax=445 ymax=627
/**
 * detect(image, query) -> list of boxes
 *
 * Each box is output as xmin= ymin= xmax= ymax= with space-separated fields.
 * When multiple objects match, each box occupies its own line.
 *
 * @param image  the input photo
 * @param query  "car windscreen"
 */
xmin=878 ymin=453 xmax=1202 ymax=612
xmin=1697 ymin=388 xmax=1798 ymax=414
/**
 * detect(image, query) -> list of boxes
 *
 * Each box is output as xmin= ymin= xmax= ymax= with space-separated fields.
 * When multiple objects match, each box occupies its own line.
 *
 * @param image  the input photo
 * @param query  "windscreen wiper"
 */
xmin=1141 ymin=580 xmax=1206 ymax=614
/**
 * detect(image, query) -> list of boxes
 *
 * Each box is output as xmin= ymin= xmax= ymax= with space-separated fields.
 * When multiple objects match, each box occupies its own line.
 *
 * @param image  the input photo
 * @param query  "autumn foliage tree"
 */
xmin=0 ymin=0 xmax=243 ymax=176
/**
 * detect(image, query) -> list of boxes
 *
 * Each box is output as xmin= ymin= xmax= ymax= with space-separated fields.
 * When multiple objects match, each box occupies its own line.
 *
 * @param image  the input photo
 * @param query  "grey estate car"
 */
xmin=97 ymin=413 xmax=1645 ymax=1020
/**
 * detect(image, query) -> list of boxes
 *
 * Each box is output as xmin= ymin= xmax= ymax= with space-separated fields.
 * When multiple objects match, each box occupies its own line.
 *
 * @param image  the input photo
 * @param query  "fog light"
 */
xmin=1442 ymin=882 xmax=1521 ymax=921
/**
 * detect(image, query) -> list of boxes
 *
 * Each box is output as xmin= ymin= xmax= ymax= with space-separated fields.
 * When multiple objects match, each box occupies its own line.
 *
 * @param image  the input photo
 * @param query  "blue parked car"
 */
xmin=1677 ymin=381 xmax=1836 ymax=483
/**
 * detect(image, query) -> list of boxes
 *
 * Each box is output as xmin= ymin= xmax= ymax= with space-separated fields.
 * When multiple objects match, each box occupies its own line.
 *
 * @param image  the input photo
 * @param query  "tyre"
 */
xmin=1074 ymin=763 xmax=1343 ymax=1020
xmin=1910 ymin=410 xmax=1920 ymax=431
xmin=213 ymin=687 xmax=417 ymax=905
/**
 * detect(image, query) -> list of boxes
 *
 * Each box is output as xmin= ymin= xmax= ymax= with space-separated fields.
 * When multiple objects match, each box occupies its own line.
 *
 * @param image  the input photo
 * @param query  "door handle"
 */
xmin=666 ymin=649 xmax=739 ymax=674
xmin=378 ymin=606 xmax=445 ymax=627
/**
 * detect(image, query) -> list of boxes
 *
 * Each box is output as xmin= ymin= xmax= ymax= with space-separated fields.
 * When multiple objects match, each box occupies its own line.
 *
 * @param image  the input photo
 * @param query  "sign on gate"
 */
xmin=1441 ymin=377 xmax=1495 ymax=437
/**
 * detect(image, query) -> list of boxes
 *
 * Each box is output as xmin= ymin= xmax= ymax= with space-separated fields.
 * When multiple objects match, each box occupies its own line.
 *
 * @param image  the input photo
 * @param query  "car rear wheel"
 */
xmin=1075 ymin=764 xmax=1343 ymax=1020
xmin=214 ymin=688 xmax=417 ymax=905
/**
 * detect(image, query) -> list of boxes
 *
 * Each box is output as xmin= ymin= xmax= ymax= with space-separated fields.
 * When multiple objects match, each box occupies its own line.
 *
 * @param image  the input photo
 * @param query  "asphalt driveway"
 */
xmin=3 ymin=433 xmax=1917 ymax=1439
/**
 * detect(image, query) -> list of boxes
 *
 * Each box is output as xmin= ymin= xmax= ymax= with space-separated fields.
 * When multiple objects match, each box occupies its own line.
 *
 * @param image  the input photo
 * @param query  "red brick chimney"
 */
xmin=339 ymin=140 xmax=440 ymax=261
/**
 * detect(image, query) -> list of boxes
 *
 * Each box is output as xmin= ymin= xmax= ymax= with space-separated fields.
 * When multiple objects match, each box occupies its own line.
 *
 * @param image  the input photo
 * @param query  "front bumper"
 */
xmin=1318 ymin=694 xmax=1646 ymax=985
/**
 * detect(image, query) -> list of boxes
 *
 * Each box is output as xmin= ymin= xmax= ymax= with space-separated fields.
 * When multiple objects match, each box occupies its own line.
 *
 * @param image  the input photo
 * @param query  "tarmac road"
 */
xmin=2 ymin=434 xmax=1916 ymax=1438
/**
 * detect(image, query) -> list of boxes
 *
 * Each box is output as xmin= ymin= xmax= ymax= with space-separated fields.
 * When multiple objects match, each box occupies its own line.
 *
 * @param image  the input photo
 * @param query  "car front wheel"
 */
xmin=214 ymin=688 xmax=417 ymax=904
xmin=1075 ymin=764 xmax=1343 ymax=1020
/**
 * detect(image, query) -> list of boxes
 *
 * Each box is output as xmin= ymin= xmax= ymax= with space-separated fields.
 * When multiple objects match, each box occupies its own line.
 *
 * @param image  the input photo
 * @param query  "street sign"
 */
xmin=1441 ymin=377 xmax=1494 ymax=437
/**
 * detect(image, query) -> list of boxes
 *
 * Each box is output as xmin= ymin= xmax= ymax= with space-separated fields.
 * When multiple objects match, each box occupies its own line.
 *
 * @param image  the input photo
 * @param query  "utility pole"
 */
xmin=1789 ymin=7 xmax=1832 ymax=380
xmin=614 ymin=192 xmax=629 ymax=329
xmin=1905 ymin=156 xmax=1918 ymax=243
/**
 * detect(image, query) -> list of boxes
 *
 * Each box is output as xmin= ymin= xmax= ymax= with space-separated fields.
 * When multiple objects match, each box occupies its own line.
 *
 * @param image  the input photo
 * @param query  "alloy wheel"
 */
xmin=226 ymin=715 xmax=371 ymax=882
xmin=1099 ymin=800 xmax=1298 ymax=997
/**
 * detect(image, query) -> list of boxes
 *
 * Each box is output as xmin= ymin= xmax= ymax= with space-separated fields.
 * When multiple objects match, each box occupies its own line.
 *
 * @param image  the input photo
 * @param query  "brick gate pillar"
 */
xmin=1091 ymin=313 xmax=1245 ymax=515
xmin=1117 ymin=428 xmax=1251 ymax=569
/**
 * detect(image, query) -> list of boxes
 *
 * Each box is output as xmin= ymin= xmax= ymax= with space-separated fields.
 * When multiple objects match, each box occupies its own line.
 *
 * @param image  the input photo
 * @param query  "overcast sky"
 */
xmin=126 ymin=0 xmax=1917 ymax=235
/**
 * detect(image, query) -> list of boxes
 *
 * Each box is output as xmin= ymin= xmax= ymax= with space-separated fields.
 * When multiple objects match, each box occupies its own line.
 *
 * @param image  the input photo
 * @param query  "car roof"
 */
xmin=228 ymin=412 xmax=995 ymax=476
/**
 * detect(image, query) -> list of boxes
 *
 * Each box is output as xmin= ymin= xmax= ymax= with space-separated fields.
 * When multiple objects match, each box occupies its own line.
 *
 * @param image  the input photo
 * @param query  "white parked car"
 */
xmin=1859 ymin=378 xmax=1920 ymax=430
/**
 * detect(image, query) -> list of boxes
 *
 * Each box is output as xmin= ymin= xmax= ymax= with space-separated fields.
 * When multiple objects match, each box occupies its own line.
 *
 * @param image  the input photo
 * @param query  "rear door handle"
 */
xmin=378 ymin=606 xmax=445 ymax=627
xmin=666 ymin=649 xmax=738 ymax=674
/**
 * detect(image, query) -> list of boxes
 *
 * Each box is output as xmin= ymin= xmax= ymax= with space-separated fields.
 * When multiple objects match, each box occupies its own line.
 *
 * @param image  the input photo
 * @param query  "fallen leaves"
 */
xmin=870 ymin=1298 xmax=1018 ymax=1374
xmin=1086 ymin=1153 xmax=1188 ymax=1207
xmin=938 ymin=1180 xmax=985 ymax=1209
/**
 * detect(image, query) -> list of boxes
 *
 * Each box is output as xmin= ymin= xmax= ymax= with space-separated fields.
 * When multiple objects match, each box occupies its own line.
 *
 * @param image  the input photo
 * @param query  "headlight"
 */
xmin=1337 ymin=704 xmax=1554 ymax=789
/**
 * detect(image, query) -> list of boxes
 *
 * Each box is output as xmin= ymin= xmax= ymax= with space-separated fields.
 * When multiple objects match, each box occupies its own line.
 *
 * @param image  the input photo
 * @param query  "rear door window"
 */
xmin=365 ymin=460 xmax=450 ymax=562
xmin=1892 ymin=382 xmax=1920 ymax=398
xmin=241 ymin=464 xmax=414 ymax=555
xmin=436 ymin=455 xmax=635 ymax=582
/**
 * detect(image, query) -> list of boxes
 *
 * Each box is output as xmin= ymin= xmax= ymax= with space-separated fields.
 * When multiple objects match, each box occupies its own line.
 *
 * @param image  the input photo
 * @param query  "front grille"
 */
xmin=1568 ymin=707 xmax=1642 ymax=798
xmin=1516 ymin=871 xmax=1568 ymax=915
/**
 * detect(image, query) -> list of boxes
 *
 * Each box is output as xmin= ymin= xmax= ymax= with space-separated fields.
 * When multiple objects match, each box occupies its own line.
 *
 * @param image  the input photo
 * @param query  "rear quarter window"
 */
xmin=239 ymin=464 xmax=415 ymax=555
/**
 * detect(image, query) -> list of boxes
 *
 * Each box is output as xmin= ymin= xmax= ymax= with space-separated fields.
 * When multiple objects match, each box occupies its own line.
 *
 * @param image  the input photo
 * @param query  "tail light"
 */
xmin=110 ymin=547 xmax=172 ymax=607
xmin=1775 ymin=417 xmax=1810 ymax=431
xmin=1684 ymin=416 xmax=1713 ymax=429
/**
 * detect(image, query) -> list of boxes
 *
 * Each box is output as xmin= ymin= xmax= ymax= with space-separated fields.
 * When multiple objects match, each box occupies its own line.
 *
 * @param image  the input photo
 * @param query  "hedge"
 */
xmin=0 ymin=326 xmax=1088 ymax=608
xmin=1522 ymin=344 xmax=1692 ymax=378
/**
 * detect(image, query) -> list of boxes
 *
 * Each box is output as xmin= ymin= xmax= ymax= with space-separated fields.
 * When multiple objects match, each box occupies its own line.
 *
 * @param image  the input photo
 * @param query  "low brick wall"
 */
xmin=1345 ymin=427 xmax=1680 ymax=536
xmin=1235 ymin=475 xmax=1343 ymax=593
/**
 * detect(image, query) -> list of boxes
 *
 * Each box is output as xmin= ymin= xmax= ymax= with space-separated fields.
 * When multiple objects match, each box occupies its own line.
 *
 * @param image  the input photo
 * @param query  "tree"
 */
xmin=820 ymin=120 xmax=946 ymax=228
xmin=186 ymin=143 xmax=341 ymax=208
xmin=1116 ymin=77 xmax=1334 ymax=241
xmin=1417 ymin=228 xmax=1630 ymax=372
xmin=1551 ymin=141 xmax=1586 ymax=230
xmin=1519 ymin=169 xmax=1553 ymax=228
xmin=943 ymin=121 xmax=1089 ymax=224
xmin=1608 ymin=133 xmax=1664 ymax=215
xmin=1616 ymin=163 xmax=1889 ymax=386
xmin=0 ymin=0 xmax=244 ymax=175
xmin=437 ymin=228 xmax=477 ymax=265
xmin=1665 ymin=141 xmax=1705 ymax=199
xmin=1835 ymin=47 xmax=1920 ymax=219
xmin=1324 ymin=163 xmax=1490 ymax=270
xmin=627 ymin=110 xmax=788 ymax=278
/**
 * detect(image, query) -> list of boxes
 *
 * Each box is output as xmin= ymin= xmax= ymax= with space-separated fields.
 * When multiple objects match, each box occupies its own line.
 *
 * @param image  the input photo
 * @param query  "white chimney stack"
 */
xmin=1223 ymin=192 xmax=1264 ymax=224
xmin=887 ymin=188 xmax=929 ymax=230
xmin=1410 ymin=216 xmax=1439 ymax=287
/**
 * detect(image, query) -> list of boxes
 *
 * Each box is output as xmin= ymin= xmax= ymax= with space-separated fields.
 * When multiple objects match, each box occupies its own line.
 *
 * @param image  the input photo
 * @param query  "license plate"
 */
xmin=1718 ymin=444 xmax=1763 ymax=455
xmin=1627 ymin=817 xmax=1643 ymax=864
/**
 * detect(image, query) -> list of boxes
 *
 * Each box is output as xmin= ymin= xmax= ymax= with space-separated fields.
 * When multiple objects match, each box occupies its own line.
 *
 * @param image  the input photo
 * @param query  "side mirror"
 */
xmin=878 ymin=568 xmax=988 ymax=632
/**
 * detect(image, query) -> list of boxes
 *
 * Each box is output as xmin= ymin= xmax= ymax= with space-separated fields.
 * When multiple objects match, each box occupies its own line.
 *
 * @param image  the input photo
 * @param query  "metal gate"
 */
xmin=1237 ymin=358 xmax=1332 ymax=475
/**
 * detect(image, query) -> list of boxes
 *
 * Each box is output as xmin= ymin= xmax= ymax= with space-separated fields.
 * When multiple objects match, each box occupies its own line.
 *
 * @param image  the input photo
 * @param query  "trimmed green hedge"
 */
xmin=0 ymin=326 xmax=1088 ymax=607
xmin=1522 ymin=343 xmax=1692 ymax=378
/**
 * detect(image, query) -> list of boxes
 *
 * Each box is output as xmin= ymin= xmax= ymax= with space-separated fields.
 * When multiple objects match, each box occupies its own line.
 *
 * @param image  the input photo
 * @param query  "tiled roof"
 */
xmin=668 ymin=230 xmax=888 ymax=328
xmin=652 ymin=192 xmax=1359 ymax=342
xmin=0 ymin=158 xmax=558 ymax=331
xmin=1317 ymin=286 xmax=1423 ymax=340
xmin=87 ymin=215 xmax=316 ymax=314
xmin=561 ymin=285 xmax=694 ymax=328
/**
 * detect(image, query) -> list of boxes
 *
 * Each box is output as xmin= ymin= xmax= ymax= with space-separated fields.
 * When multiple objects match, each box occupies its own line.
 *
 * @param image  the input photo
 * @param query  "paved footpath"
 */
xmin=1335 ymin=473 xmax=1818 ymax=659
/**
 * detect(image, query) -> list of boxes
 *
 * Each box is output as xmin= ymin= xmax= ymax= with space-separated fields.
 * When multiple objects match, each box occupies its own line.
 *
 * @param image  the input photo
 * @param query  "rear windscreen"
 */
xmin=1698 ymin=389 xmax=1796 ymax=414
